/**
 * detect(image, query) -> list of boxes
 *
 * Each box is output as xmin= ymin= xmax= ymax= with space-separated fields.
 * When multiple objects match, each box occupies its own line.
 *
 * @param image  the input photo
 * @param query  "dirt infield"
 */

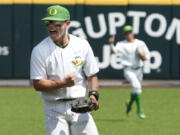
xmin=0 ymin=79 xmax=179 ymax=88
xmin=99 ymin=80 xmax=180 ymax=88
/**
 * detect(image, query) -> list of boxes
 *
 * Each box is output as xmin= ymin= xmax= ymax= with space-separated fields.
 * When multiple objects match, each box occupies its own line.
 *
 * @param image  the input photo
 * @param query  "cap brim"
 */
xmin=123 ymin=30 xmax=133 ymax=33
xmin=41 ymin=17 xmax=67 ymax=21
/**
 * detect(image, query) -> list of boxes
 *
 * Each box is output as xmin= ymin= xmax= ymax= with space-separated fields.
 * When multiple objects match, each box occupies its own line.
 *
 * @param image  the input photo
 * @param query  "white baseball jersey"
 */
xmin=115 ymin=39 xmax=150 ymax=68
xmin=30 ymin=34 xmax=99 ymax=101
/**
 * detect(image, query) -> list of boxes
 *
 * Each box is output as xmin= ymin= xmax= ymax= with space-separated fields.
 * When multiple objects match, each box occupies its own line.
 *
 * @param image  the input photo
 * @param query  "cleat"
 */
xmin=138 ymin=113 xmax=146 ymax=119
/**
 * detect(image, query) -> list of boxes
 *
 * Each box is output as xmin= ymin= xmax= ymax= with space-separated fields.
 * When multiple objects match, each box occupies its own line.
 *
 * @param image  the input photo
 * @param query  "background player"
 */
xmin=108 ymin=25 xmax=150 ymax=119
xmin=30 ymin=5 xmax=99 ymax=135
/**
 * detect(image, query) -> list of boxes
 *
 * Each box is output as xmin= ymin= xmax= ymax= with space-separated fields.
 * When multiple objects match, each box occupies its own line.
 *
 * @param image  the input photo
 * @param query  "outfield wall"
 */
xmin=0 ymin=0 xmax=180 ymax=79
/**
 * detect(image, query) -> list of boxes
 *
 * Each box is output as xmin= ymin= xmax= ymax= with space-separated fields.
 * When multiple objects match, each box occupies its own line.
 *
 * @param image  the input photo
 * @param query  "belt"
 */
xmin=124 ymin=66 xmax=142 ymax=70
xmin=56 ymin=98 xmax=76 ymax=102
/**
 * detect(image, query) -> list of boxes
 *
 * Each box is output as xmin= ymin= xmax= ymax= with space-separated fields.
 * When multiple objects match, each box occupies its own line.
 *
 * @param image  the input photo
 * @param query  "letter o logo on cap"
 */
xmin=49 ymin=8 xmax=57 ymax=16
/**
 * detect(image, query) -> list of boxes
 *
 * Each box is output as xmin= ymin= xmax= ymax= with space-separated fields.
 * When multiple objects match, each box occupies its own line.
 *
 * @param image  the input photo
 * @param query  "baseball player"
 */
xmin=108 ymin=25 xmax=150 ymax=119
xmin=30 ymin=5 xmax=100 ymax=135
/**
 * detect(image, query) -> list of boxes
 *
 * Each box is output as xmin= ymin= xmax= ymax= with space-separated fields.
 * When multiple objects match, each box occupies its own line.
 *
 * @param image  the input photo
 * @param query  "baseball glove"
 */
xmin=136 ymin=44 xmax=146 ymax=57
xmin=71 ymin=98 xmax=98 ymax=113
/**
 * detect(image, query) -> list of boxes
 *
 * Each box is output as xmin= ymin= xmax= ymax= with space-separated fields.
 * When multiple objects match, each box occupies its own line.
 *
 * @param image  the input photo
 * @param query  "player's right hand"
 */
xmin=108 ymin=35 xmax=115 ymax=44
xmin=64 ymin=74 xmax=76 ymax=87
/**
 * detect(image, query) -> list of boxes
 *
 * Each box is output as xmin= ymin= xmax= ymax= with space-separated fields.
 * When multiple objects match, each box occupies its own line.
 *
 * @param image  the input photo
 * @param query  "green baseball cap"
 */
xmin=123 ymin=25 xmax=133 ymax=33
xmin=42 ymin=5 xmax=70 ymax=21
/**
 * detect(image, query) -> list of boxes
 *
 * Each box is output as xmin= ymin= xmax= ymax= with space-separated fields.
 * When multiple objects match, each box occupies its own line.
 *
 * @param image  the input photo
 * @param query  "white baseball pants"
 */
xmin=44 ymin=100 xmax=99 ymax=135
xmin=123 ymin=67 xmax=143 ymax=94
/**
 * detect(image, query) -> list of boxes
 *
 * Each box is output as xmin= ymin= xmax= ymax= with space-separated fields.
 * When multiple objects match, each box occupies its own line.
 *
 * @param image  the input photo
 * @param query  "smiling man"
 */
xmin=30 ymin=5 xmax=99 ymax=135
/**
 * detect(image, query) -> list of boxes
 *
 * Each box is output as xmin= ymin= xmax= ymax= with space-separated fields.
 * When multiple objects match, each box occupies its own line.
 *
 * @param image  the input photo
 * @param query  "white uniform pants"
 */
xmin=123 ymin=67 xmax=143 ymax=94
xmin=44 ymin=100 xmax=99 ymax=135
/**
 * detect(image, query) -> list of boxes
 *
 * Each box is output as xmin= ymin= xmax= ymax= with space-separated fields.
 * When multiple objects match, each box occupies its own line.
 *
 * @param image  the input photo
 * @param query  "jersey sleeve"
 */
xmin=115 ymin=42 xmax=123 ymax=53
xmin=142 ymin=41 xmax=150 ymax=60
xmin=30 ymin=47 xmax=47 ymax=80
xmin=83 ymin=42 xmax=99 ymax=77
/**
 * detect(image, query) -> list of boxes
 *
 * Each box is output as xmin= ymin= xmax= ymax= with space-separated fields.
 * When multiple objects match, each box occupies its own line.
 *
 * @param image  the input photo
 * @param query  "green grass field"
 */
xmin=0 ymin=87 xmax=180 ymax=135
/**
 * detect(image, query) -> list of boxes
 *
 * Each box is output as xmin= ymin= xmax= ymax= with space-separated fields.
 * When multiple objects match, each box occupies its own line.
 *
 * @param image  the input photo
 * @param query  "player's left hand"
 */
xmin=89 ymin=95 xmax=99 ymax=111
